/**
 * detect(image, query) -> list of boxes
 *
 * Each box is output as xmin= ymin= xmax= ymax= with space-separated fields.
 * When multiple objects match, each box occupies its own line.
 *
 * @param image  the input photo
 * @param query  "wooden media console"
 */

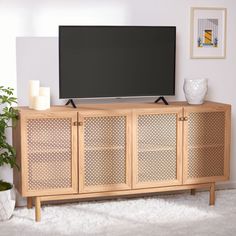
xmin=13 ymin=101 xmax=231 ymax=221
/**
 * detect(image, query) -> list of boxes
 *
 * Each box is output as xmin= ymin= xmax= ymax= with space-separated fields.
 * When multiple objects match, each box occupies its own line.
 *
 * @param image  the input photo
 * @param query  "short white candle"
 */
xmin=29 ymin=80 xmax=40 ymax=109
xmin=32 ymin=96 xmax=47 ymax=110
xmin=39 ymin=87 xmax=50 ymax=109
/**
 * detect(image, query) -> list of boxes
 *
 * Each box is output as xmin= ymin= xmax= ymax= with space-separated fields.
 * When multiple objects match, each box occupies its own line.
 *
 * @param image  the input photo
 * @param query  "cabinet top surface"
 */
xmin=16 ymin=101 xmax=231 ymax=113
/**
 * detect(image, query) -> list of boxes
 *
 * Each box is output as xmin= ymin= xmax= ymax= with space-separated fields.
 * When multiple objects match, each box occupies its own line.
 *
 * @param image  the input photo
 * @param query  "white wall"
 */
xmin=1 ymin=0 xmax=236 ymax=187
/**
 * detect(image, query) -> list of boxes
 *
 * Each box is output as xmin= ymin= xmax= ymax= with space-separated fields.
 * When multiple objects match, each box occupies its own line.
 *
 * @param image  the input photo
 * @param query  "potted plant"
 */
xmin=0 ymin=85 xmax=18 ymax=221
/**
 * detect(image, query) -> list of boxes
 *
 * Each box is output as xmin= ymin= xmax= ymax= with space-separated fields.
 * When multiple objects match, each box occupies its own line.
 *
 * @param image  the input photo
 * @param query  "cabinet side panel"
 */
xmin=13 ymin=115 xmax=22 ymax=194
xmin=224 ymin=106 xmax=231 ymax=180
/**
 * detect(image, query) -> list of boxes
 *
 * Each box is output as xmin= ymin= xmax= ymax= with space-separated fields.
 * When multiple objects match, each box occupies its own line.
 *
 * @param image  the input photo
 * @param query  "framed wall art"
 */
xmin=190 ymin=7 xmax=227 ymax=59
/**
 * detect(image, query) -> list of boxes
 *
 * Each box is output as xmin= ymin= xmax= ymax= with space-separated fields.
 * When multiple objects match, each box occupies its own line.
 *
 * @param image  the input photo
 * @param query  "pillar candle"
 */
xmin=29 ymin=80 xmax=40 ymax=109
xmin=39 ymin=87 xmax=50 ymax=109
xmin=32 ymin=96 xmax=47 ymax=110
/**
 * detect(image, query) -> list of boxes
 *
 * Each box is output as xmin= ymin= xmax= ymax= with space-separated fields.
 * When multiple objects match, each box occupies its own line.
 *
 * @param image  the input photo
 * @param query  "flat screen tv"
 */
xmin=59 ymin=26 xmax=176 ymax=99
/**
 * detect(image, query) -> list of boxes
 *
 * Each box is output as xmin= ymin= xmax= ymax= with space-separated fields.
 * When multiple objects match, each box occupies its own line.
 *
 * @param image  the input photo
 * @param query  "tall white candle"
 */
xmin=39 ymin=87 xmax=50 ymax=109
xmin=29 ymin=80 xmax=40 ymax=109
xmin=32 ymin=96 xmax=47 ymax=110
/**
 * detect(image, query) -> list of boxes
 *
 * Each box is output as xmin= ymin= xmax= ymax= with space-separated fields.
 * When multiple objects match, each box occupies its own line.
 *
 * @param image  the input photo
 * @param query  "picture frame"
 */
xmin=190 ymin=7 xmax=227 ymax=59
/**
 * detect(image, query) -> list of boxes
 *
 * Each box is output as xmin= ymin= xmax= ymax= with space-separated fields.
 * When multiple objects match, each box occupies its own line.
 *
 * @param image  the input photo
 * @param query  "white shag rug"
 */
xmin=1 ymin=189 xmax=236 ymax=236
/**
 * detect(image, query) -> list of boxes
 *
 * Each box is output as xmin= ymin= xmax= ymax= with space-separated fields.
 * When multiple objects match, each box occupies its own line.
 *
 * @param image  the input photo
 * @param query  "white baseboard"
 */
xmin=216 ymin=181 xmax=236 ymax=190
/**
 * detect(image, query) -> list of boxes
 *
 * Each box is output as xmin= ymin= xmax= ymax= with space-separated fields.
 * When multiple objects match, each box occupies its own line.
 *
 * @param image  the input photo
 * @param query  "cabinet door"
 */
xmin=133 ymin=108 xmax=183 ymax=189
xmin=79 ymin=111 xmax=131 ymax=193
xmin=183 ymin=106 xmax=231 ymax=184
xmin=21 ymin=112 xmax=78 ymax=196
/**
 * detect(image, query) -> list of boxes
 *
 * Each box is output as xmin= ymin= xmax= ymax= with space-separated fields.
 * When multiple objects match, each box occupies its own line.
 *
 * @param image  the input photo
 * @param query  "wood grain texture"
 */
xmin=132 ymin=108 xmax=183 ymax=189
xmin=210 ymin=182 xmax=215 ymax=206
xmin=13 ymin=115 xmax=22 ymax=195
xmin=27 ymin=197 xmax=33 ymax=209
xmin=13 ymin=101 xmax=230 ymax=222
xmin=18 ymin=112 xmax=78 ymax=197
xmin=39 ymin=183 xmax=213 ymax=202
xmin=78 ymin=110 xmax=132 ymax=193
xmin=183 ymin=104 xmax=231 ymax=185
xmin=35 ymin=197 xmax=41 ymax=222
xmin=15 ymin=101 xmax=231 ymax=113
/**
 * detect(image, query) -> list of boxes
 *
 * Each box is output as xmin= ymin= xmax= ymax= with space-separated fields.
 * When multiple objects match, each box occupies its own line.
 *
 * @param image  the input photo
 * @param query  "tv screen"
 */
xmin=59 ymin=26 xmax=176 ymax=99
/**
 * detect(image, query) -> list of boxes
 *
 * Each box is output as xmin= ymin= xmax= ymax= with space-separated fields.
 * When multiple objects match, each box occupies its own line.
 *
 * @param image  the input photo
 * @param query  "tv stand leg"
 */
xmin=27 ymin=197 xmax=33 ymax=209
xmin=35 ymin=197 xmax=41 ymax=222
xmin=154 ymin=96 xmax=169 ymax=105
xmin=65 ymin=99 xmax=77 ymax=108
xmin=209 ymin=182 xmax=215 ymax=206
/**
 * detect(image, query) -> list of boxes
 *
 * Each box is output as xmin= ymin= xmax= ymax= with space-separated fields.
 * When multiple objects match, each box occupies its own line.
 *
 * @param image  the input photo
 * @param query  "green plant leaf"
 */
xmin=0 ymin=180 xmax=12 ymax=191
xmin=0 ymin=85 xmax=18 ymax=170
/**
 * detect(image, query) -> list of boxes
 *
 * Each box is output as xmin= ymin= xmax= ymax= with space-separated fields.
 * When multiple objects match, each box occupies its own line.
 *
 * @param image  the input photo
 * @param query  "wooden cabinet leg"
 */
xmin=209 ymin=183 xmax=215 ymax=206
xmin=190 ymin=189 xmax=196 ymax=195
xmin=35 ymin=197 xmax=41 ymax=222
xmin=27 ymin=197 xmax=33 ymax=209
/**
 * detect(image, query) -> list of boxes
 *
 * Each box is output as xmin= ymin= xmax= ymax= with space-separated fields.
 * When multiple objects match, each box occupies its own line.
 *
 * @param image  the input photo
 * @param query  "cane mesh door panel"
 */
xmin=79 ymin=114 xmax=131 ymax=193
xmin=184 ymin=111 xmax=228 ymax=183
xmin=133 ymin=110 xmax=182 ymax=188
xmin=24 ymin=114 xmax=77 ymax=196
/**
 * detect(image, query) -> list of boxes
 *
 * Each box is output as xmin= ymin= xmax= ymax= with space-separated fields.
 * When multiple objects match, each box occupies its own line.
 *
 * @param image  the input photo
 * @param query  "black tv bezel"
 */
xmin=59 ymin=25 xmax=176 ymax=99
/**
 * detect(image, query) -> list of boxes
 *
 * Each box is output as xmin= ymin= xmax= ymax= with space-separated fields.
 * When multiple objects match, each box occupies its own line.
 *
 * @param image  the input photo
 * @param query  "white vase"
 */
xmin=0 ymin=187 xmax=16 ymax=221
xmin=183 ymin=78 xmax=208 ymax=105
